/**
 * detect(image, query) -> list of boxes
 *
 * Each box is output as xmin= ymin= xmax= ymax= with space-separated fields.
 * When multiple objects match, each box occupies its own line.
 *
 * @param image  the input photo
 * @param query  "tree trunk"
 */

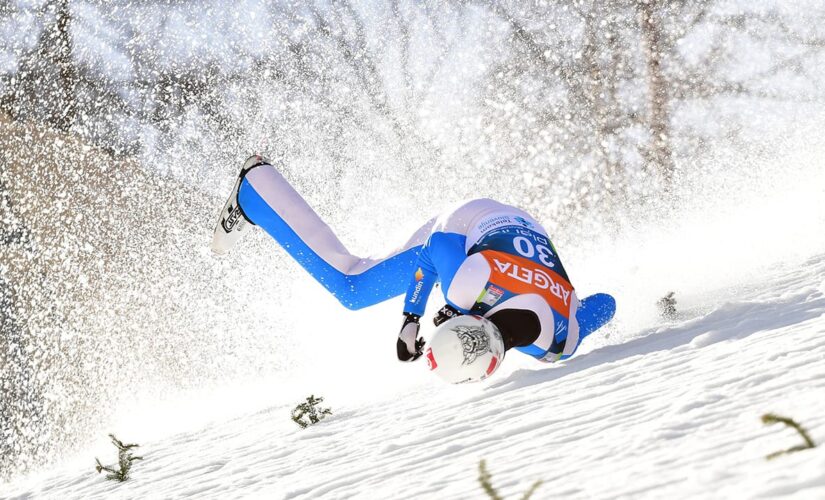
xmin=5 ymin=0 xmax=79 ymax=131
xmin=638 ymin=0 xmax=675 ymax=190
xmin=50 ymin=0 xmax=78 ymax=131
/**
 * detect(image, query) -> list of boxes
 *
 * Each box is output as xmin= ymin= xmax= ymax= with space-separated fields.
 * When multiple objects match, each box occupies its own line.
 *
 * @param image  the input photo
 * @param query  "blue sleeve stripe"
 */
xmin=402 ymin=265 xmax=437 ymax=317
xmin=402 ymin=231 xmax=468 ymax=316
xmin=426 ymin=232 xmax=468 ymax=294
xmin=238 ymin=176 xmax=422 ymax=310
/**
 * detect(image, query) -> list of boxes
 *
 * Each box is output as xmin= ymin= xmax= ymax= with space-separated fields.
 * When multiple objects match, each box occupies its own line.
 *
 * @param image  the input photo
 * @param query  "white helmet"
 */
xmin=424 ymin=315 xmax=505 ymax=384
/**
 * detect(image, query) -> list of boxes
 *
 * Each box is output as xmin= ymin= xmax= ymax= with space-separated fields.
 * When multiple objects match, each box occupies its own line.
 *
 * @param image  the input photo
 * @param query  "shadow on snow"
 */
xmin=484 ymin=286 xmax=825 ymax=396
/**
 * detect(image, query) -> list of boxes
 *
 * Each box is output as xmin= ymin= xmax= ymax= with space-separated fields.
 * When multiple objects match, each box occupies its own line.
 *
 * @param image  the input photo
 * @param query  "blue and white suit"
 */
xmin=237 ymin=164 xmax=594 ymax=361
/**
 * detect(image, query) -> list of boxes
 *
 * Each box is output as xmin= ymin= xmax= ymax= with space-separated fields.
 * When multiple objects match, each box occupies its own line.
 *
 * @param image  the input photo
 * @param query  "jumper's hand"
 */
xmin=433 ymin=304 xmax=461 ymax=326
xmin=397 ymin=313 xmax=425 ymax=362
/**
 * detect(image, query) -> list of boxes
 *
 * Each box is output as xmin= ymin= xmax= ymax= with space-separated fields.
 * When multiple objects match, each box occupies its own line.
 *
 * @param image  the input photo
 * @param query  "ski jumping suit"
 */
xmin=237 ymin=164 xmax=582 ymax=362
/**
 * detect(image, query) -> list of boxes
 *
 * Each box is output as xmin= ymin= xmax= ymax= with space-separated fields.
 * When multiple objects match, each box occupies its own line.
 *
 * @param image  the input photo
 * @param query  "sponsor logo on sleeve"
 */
xmin=409 ymin=268 xmax=426 ymax=304
xmin=409 ymin=280 xmax=424 ymax=304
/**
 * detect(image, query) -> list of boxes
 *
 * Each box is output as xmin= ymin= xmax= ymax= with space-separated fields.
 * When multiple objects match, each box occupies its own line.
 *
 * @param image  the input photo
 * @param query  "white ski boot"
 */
xmin=210 ymin=154 xmax=270 ymax=255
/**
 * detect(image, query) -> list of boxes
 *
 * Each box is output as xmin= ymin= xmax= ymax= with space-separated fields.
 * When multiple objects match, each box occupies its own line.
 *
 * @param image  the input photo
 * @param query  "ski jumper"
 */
xmin=237 ymin=164 xmax=582 ymax=362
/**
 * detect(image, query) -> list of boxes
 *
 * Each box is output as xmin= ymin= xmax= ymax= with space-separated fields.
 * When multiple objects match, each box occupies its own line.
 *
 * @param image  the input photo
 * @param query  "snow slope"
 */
xmin=4 ymin=249 xmax=825 ymax=498
xmin=4 ymin=115 xmax=825 ymax=500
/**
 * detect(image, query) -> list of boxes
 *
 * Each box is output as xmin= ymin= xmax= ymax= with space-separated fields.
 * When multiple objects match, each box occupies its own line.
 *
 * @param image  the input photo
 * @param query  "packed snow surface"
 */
xmin=4 ymin=253 xmax=825 ymax=498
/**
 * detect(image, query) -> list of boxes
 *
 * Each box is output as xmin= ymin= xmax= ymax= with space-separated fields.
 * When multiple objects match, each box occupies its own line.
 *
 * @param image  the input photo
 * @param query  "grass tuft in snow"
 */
xmin=761 ymin=413 xmax=816 ymax=460
xmin=478 ymin=460 xmax=542 ymax=500
xmin=657 ymin=292 xmax=678 ymax=320
xmin=291 ymin=395 xmax=333 ymax=429
xmin=94 ymin=434 xmax=143 ymax=482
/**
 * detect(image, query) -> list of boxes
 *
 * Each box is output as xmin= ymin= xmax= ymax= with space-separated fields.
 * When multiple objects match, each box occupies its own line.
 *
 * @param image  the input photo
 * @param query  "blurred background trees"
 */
xmin=3 ymin=0 xmax=823 ymax=220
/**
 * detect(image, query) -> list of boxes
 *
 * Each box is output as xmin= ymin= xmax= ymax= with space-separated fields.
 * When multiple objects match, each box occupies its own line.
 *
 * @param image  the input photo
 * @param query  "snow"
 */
xmin=4 ymin=235 xmax=825 ymax=499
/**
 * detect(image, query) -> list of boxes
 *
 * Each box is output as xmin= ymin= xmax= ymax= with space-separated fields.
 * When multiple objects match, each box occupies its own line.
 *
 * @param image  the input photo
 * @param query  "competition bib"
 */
xmin=468 ymin=226 xmax=574 ymax=322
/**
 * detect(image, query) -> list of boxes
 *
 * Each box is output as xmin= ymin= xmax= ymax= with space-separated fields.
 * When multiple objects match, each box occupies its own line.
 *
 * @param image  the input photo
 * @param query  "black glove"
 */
xmin=397 ymin=313 xmax=425 ymax=362
xmin=433 ymin=304 xmax=462 ymax=326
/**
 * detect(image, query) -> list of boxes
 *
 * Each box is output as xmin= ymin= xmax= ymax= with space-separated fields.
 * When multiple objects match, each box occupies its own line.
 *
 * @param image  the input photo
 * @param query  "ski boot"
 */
xmin=210 ymin=154 xmax=270 ymax=254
